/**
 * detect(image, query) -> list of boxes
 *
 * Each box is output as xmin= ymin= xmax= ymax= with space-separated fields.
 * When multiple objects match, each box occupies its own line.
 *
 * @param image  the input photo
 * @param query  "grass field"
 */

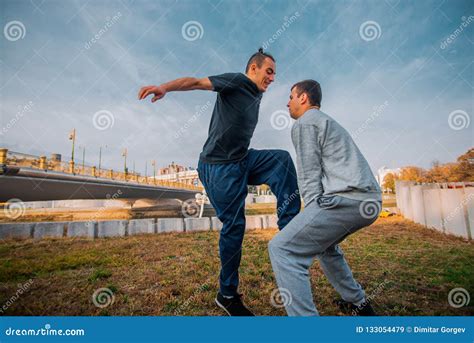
xmin=0 ymin=216 xmax=473 ymax=316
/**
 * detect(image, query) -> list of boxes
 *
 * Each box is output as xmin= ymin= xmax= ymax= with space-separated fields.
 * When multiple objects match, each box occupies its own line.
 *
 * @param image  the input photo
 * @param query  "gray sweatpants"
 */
xmin=268 ymin=194 xmax=381 ymax=316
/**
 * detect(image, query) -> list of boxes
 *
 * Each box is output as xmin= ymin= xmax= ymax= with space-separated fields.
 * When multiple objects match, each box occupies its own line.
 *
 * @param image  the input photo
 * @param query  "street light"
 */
xmin=68 ymin=129 xmax=76 ymax=163
xmin=68 ymin=129 xmax=76 ymax=174
xmin=81 ymin=146 xmax=85 ymax=173
xmin=98 ymin=145 xmax=107 ymax=176
xmin=122 ymin=148 xmax=128 ymax=175
xmin=145 ymin=160 xmax=147 ymax=183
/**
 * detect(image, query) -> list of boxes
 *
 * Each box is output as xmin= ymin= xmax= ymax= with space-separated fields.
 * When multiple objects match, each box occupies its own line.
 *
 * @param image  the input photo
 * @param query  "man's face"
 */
xmin=287 ymin=87 xmax=302 ymax=119
xmin=254 ymin=58 xmax=276 ymax=92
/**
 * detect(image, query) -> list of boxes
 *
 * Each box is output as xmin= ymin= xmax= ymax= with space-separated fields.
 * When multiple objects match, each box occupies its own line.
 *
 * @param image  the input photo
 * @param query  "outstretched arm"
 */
xmin=138 ymin=77 xmax=213 ymax=103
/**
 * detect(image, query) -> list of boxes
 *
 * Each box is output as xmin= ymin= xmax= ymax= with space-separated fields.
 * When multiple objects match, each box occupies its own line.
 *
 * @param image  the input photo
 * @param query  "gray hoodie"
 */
xmin=291 ymin=108 xmax=381 ymax=206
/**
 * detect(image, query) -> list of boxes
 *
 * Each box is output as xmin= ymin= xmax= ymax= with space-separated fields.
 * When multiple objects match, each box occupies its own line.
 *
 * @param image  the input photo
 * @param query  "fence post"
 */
xmin=0 ymin=148 xmax=7 ymax=165
xmin=69 ymin=160 xmax=75 ymax=174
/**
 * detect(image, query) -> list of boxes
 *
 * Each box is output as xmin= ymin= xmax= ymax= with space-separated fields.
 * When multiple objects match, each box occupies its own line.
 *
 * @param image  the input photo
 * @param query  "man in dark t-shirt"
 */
xmin=200 ymin=72 xmax=261 ymax=163
xmin=138 ymin=49 xmax=300 ymax=316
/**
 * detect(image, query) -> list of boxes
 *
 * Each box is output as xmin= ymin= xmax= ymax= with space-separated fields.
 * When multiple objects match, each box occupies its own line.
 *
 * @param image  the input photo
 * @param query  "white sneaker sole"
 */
xmin=215 ymin=298 xmax=231 ymax=316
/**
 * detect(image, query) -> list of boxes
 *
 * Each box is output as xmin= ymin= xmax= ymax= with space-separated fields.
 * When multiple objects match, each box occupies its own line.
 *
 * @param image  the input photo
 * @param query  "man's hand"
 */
xmin=138 ymin=85 xmax=166 ymax=103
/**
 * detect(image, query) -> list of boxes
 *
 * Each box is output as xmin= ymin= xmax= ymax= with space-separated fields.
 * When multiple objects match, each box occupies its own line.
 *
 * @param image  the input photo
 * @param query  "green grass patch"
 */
xmin=0 ymin=217 xmax=472 ymax=316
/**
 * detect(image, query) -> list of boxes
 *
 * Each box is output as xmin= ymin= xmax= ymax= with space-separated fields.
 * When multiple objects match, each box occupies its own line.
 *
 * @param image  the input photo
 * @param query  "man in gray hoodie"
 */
xmin=268 ymin=79 xmax=382 ymax=316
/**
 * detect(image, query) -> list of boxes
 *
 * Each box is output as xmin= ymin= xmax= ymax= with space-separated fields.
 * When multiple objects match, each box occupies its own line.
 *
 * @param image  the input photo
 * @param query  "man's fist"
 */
xmin=138 ymin=85 xmax=166 ymax=102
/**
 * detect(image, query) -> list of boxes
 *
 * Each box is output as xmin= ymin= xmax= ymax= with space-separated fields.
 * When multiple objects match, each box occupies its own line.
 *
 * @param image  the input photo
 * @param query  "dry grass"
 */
xmin=0 ymin=216 xmax=473 ymax=316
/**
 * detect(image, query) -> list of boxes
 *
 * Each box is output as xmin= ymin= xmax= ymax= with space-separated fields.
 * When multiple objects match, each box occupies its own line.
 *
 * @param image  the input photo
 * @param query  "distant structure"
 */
xmin=377 ymin=166 xmax=401 ymax=187
xmin=154 ymin=162 xmax=276 ymax=202
xmin=155 ymin=162 xmax=201 ymax=187
xmin=159 ymin=162 xmax=187 ymax=174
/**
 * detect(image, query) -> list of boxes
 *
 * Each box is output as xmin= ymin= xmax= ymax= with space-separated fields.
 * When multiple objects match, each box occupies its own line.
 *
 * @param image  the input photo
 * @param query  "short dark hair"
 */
xmin=245 ymin=48 xmax=275 ymax=73
xmin=291 ymin=79 xmax=322 ymax=107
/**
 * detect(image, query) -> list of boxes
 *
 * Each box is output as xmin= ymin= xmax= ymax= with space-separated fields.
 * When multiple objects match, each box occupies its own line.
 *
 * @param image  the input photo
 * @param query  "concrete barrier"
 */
xmin=410 ymin=185 xmax=426 ymax=226
xmin=245 ymin=216 xmax=262 ymax=230
xmin=34 ymin=222 xmax=66 ymax=239
xmin=157 ymin=218 xmax=184 ymax=233
xmin=441 ymin=189 xmax=468 ymax=238
xmin=264 ymin=215 xmax=278 ymax=229
xmin=67 ymin=221 xmax=96 ymax=238
xmin=97 ymin=220 xmax=128 ymax=238
xmin=52 ymin=199 xmax=130 ymax=208
xmin=21 ymin=200 xmax=131 ymax=209
xmin=184 ymin=217 xmax=210 ymax=232
xmin=465 ymin=188 xmax=474 ymax=239
xmin=0 ymin=223 xmax=34 ymax=240
xmin=396 ymin=181 xmax=473 ymax=240
xmin=128 ymin=219 xmax=156 ymax=235
xmin=0 ymin=214 xmax=287 ymax=241
xmin=423 ymin=189 xmax=444 ymax=232
xmin=255 ymin=195 xmax=277 ymax=203
xmin=211 ymin=217 xmax=223 ymax=231
xmin=397 ymin=182 xmax=414 ymax=220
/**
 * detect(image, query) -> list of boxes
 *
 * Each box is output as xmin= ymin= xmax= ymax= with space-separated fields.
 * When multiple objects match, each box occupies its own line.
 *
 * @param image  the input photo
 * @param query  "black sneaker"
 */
xmin=335 ymin=299 xmax=377 ymax=316
xmin=215 ymin=292 xmax=255 ymax=316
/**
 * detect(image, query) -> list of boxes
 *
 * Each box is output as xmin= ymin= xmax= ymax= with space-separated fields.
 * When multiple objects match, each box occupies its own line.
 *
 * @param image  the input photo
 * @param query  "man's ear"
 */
xmin=250 ymin=63 xmax=257 ymax=74
xmin=300 ymin=92 xmax=308 ymax=105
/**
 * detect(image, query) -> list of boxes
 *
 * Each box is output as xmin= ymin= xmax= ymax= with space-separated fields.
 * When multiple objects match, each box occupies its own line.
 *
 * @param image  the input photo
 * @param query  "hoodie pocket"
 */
xmin=317 ymin=195 xmax=343 ymax=209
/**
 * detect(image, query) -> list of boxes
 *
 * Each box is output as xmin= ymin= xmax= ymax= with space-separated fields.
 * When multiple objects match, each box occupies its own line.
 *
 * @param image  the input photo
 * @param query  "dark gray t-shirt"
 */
xmin=199 ymin=72 xmax=262 ymax=164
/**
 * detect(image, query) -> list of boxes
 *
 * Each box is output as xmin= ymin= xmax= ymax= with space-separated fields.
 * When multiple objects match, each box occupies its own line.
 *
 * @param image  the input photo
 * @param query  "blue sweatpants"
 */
xmin=197 ymin=148 xmax=301 ymax=296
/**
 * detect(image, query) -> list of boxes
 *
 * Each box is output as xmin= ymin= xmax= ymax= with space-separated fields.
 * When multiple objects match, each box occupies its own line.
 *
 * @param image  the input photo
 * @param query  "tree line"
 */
xmin=383 ymin=148 xmax=474 ymax=193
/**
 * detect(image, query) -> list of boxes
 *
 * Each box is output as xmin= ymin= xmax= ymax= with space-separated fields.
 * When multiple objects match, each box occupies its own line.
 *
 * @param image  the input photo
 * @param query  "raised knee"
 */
xmin=268 ymin=237 xmax=280 ymax=255
xmin=268 ymin=236 xmax=286 ymax=258
xmin=275 ymin=149 xmax=291 ymax=161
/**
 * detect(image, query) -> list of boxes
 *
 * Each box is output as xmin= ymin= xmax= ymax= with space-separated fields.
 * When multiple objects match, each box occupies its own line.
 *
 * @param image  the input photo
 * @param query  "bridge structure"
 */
xmin=0 ymin=148 xmax=203 ymax=203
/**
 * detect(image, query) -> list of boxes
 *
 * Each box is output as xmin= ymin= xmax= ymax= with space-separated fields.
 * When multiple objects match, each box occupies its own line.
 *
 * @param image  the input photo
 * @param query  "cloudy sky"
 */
xmin=1 ymin=0 xmax=472 ymax=175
